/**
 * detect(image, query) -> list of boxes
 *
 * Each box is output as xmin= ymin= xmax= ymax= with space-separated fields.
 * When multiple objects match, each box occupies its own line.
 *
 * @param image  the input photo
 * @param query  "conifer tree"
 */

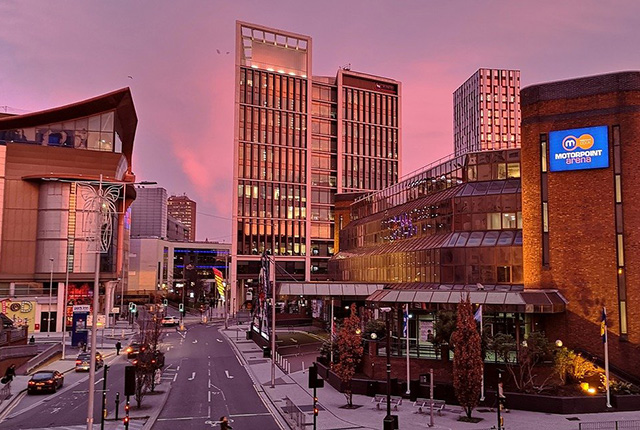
xmin=452 ymin=295 xmax=483 ymax=419
xmin=334 ymin=303 xmax=363 ymax=407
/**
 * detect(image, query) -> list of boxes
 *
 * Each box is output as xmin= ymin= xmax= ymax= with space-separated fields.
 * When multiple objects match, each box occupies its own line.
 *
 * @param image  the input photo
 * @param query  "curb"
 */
xmin=141 ymin=381 xmax=172 ymax=430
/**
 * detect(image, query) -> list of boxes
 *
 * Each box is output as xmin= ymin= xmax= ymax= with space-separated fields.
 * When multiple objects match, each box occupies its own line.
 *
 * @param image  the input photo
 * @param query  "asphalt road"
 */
xmin=152 ymin=322 xmax=281 ymax=430
xmin=0 ymin=354 xmax=128 ymax=429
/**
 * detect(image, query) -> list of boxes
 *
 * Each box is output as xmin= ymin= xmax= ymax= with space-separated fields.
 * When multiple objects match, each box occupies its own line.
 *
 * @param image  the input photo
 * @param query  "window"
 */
xmin=497 ymin=266 xmax=511 ymax=283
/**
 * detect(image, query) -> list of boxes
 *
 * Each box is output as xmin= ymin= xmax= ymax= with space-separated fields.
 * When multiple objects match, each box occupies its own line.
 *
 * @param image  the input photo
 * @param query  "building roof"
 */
xmin=0 ymin=88 xmax=137 ymax=165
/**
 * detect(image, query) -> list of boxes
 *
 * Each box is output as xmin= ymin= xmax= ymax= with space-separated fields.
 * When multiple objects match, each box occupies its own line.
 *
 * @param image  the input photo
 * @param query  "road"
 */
xmin=152 ymin=322 xmax=281 ymax=430
xmin=0 ymin=354 xmax=130 ymax=429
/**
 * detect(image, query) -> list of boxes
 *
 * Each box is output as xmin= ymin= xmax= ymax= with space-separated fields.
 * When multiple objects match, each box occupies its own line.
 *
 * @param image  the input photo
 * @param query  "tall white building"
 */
xmin=453 ymin=69 xmax=521 ymax=156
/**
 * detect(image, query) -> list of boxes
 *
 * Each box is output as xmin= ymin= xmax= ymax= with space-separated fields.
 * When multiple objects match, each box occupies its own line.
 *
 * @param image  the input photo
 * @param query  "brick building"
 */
xmin=521 ymin=71 xmax=640 ymax=379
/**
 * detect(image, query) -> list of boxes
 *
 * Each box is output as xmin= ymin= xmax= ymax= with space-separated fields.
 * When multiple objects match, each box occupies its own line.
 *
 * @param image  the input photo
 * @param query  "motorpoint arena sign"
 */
xmin=549 ymin=126 xmax=609 ymax=172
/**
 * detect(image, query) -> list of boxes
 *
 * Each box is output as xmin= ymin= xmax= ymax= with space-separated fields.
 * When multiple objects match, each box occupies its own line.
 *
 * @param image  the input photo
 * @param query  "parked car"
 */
xmin=27 ymin=370 xmax=64 ymax=394
xmin=161 ymin=316 xmax=178 ymax=327
xmin=75 ymin=352 xmax=104 ymax=371
xmin=126 ymin=342 xmax=147 ymax=359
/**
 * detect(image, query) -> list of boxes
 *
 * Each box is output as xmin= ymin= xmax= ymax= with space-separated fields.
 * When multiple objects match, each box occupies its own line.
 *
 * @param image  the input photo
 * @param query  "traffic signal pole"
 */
xmin=101 ymin=364 xmax=109 ymax=430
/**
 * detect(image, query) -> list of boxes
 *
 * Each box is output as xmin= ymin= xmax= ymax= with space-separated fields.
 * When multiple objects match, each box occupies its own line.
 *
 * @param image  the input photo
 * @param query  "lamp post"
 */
xmin=380 ymin=306 xmax=395 ymax=430
xmin=62 ymin=253 xmax=70 ymax=359
xmin=48 ymin=258 xmax=54 ymax=336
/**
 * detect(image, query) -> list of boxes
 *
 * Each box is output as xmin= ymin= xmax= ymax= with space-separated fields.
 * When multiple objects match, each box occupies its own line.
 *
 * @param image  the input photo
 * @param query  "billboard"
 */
xmin=549 ymin=126 xmax=609 ymax=172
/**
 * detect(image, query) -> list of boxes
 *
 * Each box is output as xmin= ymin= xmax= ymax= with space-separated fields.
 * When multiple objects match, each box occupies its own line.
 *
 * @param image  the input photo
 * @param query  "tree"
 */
xmin=333 ymin=304 xmax=363 ymax=407
xmin=452 ymin=295 xmax=483 ymax=420
xmin=491 ymin=331 xmax=552 ymax=393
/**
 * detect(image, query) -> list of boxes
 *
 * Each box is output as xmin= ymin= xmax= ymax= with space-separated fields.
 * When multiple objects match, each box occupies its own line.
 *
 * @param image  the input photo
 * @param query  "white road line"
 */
xmin=208 ymin=369 xmax=211 ymax=376
xmin=225 ymin=370 xmax=234 ymax=379
xmin=208 ymin=391 xmax=211 ymax=402
xmin=230 ymin=412 xmax=274 ymax=417
xmin=173 ymin=373 xmax=178 ymax=382
xmin=192 ymin=339 xmax=198 ymax=344
xmin=216 ymin=339 xmax=223 ymax=343
xmin=188 ymin=372 xmax=196 ymax=381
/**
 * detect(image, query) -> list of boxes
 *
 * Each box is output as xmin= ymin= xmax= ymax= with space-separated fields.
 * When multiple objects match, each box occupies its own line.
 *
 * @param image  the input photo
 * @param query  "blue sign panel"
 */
xmin=549 ymin=126 xmax=609 ymax=172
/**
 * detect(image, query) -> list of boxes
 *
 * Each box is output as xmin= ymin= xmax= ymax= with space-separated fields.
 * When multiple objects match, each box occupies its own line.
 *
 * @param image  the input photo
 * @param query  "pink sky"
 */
xmin=1 ymin=1 xmax=639 ymax=242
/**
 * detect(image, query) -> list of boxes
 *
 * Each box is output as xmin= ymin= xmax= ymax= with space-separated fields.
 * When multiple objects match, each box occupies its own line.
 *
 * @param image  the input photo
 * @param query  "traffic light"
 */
xmin=131 ymin=304 xmax=137 ymax=314
xmin=123 ymin=416 xmax=129 ymax=425
xmin=128 ymin=302 xmax=134 ymax=311
xmin=124 ymin=366 xmax=136 ymax=396
xmin=308 ymin=364 xmax=324 ymax=388
xmin=163 ymin=299 xmax=168 ymax=307
xmin=313 ymin=397 xmax=319 ymax=416
xmin=179 ymin=303 xmax=184 ymax=313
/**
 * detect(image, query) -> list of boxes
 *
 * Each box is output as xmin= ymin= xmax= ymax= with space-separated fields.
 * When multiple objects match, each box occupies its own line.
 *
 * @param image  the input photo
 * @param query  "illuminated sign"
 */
xmin=549 ymin=126 xmax=609 ymax=172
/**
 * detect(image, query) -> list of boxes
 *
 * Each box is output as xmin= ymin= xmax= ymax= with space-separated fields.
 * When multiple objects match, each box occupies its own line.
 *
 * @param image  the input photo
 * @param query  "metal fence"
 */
xmin=0 ymin=381 xmax=11 ymax=403
xmin=282 ymin=396 xmax=307 ymax=430
xmin=579 ymin=420 xmax=640 ymax=430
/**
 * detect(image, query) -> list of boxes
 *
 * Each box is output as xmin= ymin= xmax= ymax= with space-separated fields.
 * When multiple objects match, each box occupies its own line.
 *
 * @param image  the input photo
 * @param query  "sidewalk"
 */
xmin=221 ymin=323 xmax=640 ymax=430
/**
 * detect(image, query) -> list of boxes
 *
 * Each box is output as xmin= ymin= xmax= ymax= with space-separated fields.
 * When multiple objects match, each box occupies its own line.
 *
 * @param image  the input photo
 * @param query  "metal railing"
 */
xmin=282 ymin=396 xmax=306 ymax=430
xmin=0 ymin=381 xmax=11 ymax=403
xmin=579 ymin=420 xmax=640 ymax=429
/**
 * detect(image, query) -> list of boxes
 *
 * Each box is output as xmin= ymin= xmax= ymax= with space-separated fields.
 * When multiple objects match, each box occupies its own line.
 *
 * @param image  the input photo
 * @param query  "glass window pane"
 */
xmin=497 ymin=231 xmax=515 ymax=246
xmin=101 ymin=112 xmax=114 ymax=132
xmin=88 ymin=115 xmax=101 ymax=131
xmin=481 ymin=231 xmax=500 ymax=246
xmin=466 ymin=231 xmax=484 ymax=247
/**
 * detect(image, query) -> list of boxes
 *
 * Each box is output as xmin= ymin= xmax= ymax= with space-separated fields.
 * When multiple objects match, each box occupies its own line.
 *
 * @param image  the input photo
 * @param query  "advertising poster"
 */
xmin=419 ymin=319 xmax=434 ymax=344
xmin=1 ymin=299 xmax=37 ymax=332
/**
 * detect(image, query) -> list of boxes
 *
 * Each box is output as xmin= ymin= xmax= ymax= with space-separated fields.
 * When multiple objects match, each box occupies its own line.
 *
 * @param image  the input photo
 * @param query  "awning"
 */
xmin=278 ymin=283 xmax=385 ymax=297
xmin=366 ymin=289 xmax=567 ymax=314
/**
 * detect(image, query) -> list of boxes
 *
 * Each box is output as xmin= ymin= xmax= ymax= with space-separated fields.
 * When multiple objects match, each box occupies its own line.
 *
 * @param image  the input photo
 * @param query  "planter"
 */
xmin=485 ymin=391 xmax=608 ymax=414
xmin=612 ymin=394 xmax=640 ymax=411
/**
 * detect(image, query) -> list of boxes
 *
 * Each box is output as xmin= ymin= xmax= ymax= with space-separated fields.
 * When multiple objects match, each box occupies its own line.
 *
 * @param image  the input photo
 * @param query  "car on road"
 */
xmin=27 ymin=370 xmax=64 ymax=394
xmin=126 ymin=342 xmax=147 ymax=359
xmin=75 ymin=352 xmax=104 ymax=371
xmin=161 ymin=316 xmax=178 ymax=327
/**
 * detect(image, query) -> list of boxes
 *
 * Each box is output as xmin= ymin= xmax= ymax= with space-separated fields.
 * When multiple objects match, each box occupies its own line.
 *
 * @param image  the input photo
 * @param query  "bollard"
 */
xmin=115 ymin=392 xmax=120 ymax=420
xmin=302 ymin=361 xmax=305 ymax=373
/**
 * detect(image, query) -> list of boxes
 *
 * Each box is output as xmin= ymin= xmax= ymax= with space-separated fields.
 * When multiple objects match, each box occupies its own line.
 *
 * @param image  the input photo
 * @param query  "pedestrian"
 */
xmin=29 ymin=335 xmax=35 ymax=345
xmin=115 ymin=341 xmax=122 ymax=355
xmin=220 ymin=416 xmax=232 ymax=430
xmin=2 ymin=364 xmax=16 ymax=384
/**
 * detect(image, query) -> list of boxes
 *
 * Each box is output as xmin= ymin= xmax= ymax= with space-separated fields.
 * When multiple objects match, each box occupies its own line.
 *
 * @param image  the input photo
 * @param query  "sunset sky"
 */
xmin=2 ymin=0 xmax=639 ymax=242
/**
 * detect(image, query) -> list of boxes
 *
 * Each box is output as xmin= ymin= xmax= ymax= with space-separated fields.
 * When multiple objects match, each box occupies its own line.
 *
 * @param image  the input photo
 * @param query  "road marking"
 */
xmin=230 ymin=412 xmax=273 ymax=417
xmin=208 ymin=369 xmax=211 ymax=376
xmin=156 ymin=416 xmax=209 ymax=421
xmin=188 ymin=372 xmax=196 ymax=381
xmin=50 ymin=407 xmax=61 ymax=414
xmin=173 ymin=373 xmax=178 ymax=382
xmin=216 ymin=339 xmax=223 ymax=343
xmin=192 ymin=339 xmax=198 ymax=344
xmin=95 ymin=378 xmax=104 ymax=385
xmin=225 ymin=370 xmax=234 ymax=379
xmin=208 ymin=391 xmax=211 ymax=402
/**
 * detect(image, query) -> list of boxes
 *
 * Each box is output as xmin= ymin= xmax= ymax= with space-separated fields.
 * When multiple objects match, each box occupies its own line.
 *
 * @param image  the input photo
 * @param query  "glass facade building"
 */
xmin=331 ymin=149 xmax=522 ymax=286
xmin=231 ymin=22 xmax=401 ymax=310
xmin=454 ymin=69 xmax=521 ymax=156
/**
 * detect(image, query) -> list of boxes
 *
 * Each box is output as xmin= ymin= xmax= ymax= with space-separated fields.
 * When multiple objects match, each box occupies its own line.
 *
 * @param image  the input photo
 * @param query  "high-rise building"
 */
xmin=454 ymin=68 xmax=521 ymax=156
xmin=167 ymin=195 xmax=197 ymax=241
xmin=231 ymin=21 xmax=401 ymax=310
xmin=130 ymin=186 xmax=168 ymax=239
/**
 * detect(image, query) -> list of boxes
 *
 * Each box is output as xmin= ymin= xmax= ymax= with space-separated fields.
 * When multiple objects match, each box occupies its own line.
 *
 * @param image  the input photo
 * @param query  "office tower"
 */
xmin=167 ymin=194 xmax=197 ymax=241
xmin=231 ymin=21 xmax=401 ymax=309
xmin=130 ymin=186 xmax=168 ymax=238
xmin=453 ymin=68 xmax=520 ymax=156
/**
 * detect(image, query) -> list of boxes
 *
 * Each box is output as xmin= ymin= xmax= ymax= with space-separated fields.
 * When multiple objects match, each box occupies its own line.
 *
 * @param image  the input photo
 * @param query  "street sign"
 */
xmin=87 ymin=314 xmax=106 ymax=328
xmin=73 ymin=305 xmax=91 ymax=313
xmin=111 ymin=307 xmax=120 ymax=314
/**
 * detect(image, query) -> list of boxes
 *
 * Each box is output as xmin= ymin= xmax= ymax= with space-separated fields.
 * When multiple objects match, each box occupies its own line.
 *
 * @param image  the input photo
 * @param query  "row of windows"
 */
xmin=237 ymin=182 xmax=306 ymax=219
xmin=343 ymin=156 xmax=398 ymax=192
xmin=0 ymin=111 xmax=122 ymax=153
xmin=236 ymin=220 xmax=306 ymax=256
xmin=239 ymin=68 xmax=307 ymax=112
xmin=312 ymin=84 xmax=337 ymax=103
xmin=343 ymin=88 xmax=398 ymax=126
xmin=238 ymin=143 xmax=307 ymax=183
xmin=238 ymin=107 xmax=307 ymax=147
xmin=329 ymin=246 xmax=522 ymax=284
xmin=344 ymin=123 xmax=399 ymax=159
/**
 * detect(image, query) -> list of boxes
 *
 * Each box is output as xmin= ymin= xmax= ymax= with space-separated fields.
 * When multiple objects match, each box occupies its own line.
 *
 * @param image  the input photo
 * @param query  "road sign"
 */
xmin=87 ymin=314 xmax=106 ymax=328
xmin=111 ymin=307 xmax=120 ymax=314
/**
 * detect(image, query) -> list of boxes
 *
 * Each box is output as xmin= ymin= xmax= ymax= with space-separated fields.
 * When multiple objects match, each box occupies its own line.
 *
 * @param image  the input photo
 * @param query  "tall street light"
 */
xmin=48 ymin=257 xmax=54 ymax=336
xmin=380 ymin=306 xmax=396 ymax=430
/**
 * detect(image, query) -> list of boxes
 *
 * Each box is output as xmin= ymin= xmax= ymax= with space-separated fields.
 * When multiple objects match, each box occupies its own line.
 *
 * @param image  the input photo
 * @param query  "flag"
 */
xmin=403 ymin=304 xmax=408 ymax=338
xmin=474 ymin=305 xmax=483 ymax=324
xmin=601 ymin=307 xmax=607 ymax=343
xmin=213 ymin=268 xmax=225 ymax=298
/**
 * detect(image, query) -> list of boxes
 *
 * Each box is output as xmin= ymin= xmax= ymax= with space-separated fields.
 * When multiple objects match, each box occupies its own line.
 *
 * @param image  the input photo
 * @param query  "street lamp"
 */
xmin=48 ymin=257 xmax=54 ymax=336
xmin=380 ymin=306 xmax=396 ymax=430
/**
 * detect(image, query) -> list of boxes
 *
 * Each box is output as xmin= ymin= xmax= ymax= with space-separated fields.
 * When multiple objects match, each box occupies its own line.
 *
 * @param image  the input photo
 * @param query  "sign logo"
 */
xmin=549 ymin=126 xmax=609 ymax=172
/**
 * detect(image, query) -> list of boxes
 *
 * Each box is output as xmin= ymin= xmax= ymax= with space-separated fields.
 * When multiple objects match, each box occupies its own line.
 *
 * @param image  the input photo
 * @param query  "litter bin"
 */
xmin=409 ymin=380 xmax=420 ymax=401
xmin=263 ymin=346 xmax=271 ymax=358
xmin=366 ymin=381 xmax=378 ymax=397
xmin=245 ymin=331 xmax=251 ymax=340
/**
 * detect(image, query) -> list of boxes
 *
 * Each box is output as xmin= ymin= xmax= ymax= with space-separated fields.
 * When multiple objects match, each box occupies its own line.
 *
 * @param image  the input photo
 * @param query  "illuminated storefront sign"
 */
xmin=549 ymin=126 xmax=609 ymax=172
xmin=0 ymin=299 xmax=37 ymax=332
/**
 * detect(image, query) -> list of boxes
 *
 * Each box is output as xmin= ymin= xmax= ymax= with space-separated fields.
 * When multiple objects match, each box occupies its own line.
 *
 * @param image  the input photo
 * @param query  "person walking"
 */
xmin=220 ymin=416 xmax=232 ymax=430
xmin=2 ymin=364 xmax=16 ymax=384
xmin=115 ymin=341 xmax=122 ymax=355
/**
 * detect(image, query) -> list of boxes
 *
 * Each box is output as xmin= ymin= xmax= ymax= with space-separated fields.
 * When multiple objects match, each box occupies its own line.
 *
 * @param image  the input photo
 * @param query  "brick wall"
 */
xmin=521 ymin=71 xmax=640 ymax=378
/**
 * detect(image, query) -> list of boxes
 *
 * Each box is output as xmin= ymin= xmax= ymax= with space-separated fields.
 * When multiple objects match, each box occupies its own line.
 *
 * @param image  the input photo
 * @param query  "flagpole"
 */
xmin=330 ymin=297 xmax=334 ymax=368
xmin=480 ymin=305 xmax=485 ymax=401
xmin=405 ymin=304 xmax=410 ymax=395
xmin=603 ymin=306 xmax=611 ymax=408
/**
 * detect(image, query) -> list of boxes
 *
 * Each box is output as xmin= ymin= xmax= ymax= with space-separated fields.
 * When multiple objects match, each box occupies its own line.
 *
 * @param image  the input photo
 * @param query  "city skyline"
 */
xmin=2 ymin=0 xmax=639 ymax=242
